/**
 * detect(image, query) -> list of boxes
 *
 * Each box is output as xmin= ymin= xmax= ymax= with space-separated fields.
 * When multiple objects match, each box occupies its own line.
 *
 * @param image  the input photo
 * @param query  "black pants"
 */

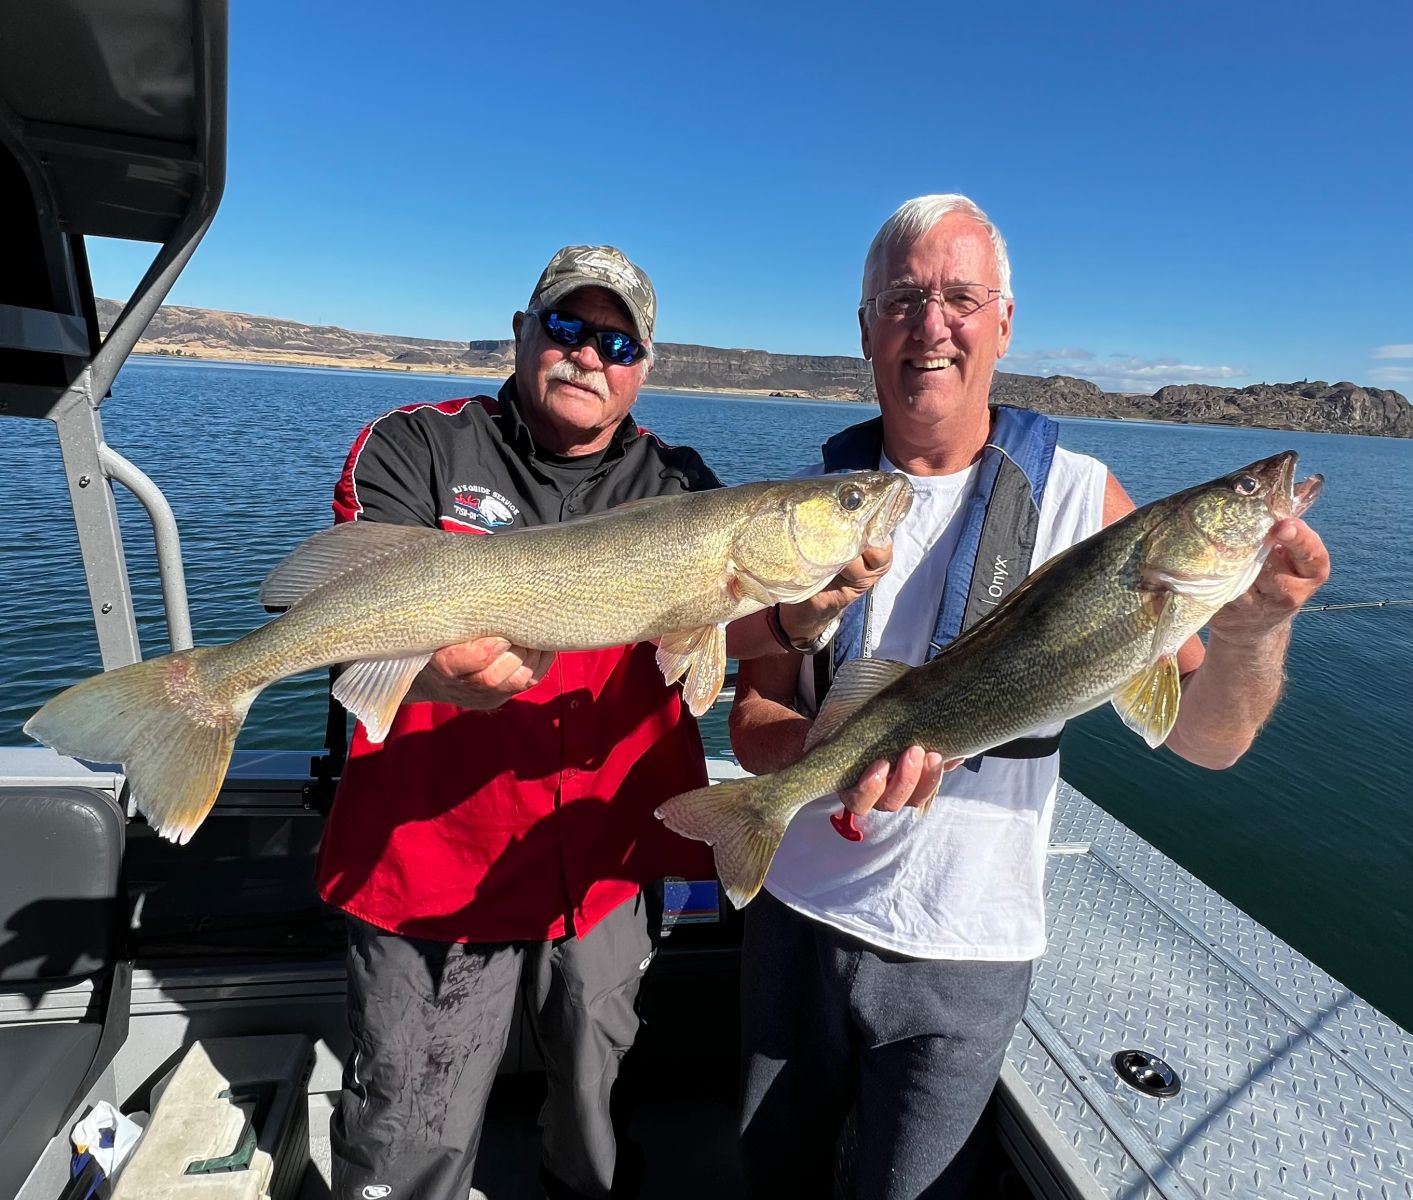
xmin=739 ymin=891 xmax=1032 ymax=1200
xmin=330 ymin=895 xmax=654 ymax=1200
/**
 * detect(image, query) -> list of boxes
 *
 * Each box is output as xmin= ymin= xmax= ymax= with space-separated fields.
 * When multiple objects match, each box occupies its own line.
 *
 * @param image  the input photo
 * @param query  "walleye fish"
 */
xmin=26 ymin=472 xmax=913 ymax=844
xmin=657 ymin=451 xmax=1323 ymax=908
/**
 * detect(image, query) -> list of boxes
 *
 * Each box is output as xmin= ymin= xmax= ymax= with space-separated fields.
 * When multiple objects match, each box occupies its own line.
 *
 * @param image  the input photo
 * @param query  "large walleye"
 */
xmin=26 ymin=472 xmax=912 ymax=844
xmin=657 ymin=451 xmax=1323 ymax=908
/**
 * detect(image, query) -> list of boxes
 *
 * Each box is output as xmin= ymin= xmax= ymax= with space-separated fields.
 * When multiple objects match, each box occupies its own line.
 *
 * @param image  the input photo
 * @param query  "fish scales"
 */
xmin=766 ymin=517 xmax=1161 ymax=798
xmin=214 ymin=490 xmax=755 ymax=693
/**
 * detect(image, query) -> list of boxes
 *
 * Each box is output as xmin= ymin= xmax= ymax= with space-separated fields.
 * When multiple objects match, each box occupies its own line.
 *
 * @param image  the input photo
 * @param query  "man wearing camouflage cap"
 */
xmin=316 ymin=246 xmax=772 ymax=1199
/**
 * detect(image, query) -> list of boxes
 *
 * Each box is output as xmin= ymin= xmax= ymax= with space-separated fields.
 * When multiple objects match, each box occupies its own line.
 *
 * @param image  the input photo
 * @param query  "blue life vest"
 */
xmin=815 ymin=404 xmax=1062 ymax=766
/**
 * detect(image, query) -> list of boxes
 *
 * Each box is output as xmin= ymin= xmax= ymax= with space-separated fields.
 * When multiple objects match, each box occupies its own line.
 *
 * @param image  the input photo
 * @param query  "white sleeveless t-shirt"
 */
xmin=764 ymin=445 xmax=1107 ymax=960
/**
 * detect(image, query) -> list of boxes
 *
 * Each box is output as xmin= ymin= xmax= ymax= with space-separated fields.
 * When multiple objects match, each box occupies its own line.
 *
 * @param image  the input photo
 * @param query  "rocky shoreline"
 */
xmin=100 ymin=300 xmax=1413 ymax=438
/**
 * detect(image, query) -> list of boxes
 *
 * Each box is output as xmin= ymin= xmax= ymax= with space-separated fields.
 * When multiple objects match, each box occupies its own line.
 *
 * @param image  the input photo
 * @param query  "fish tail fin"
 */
xmin=24 ymin=647 xmax=255 ymax=844
xmin=656 ymin=775 xmax=789 ymax=909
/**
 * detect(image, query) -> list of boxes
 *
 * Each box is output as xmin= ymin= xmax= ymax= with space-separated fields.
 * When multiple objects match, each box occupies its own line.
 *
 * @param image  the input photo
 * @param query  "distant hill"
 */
xmin=96 ymin=299 xmax=1413 ymax=438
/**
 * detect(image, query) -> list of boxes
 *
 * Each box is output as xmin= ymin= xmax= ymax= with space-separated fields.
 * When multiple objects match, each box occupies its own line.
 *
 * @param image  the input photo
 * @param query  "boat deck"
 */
xmin=5 ymin=752 xmax=1412 ymax=1198
xmin=1003 ymin=781 xmax=1413 ymax=1198
xmin=285 ymin=766 xmax=1413 ymax=1198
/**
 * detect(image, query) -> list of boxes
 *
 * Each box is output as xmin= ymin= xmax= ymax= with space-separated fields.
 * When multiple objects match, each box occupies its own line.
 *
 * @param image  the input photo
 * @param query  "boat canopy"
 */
xmin=0 ymin=0 xmax=226 ymax=418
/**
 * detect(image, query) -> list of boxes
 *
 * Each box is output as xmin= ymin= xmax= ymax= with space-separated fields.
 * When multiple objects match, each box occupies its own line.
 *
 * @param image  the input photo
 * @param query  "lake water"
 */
xmin=2 ymin=359 xmax=1409 ymax=1029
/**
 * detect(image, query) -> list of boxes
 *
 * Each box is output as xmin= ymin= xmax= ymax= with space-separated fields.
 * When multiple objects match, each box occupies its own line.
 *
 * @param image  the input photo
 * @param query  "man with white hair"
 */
xmin=729 ymin=195 xmax=1331 ymax=1196
xmin=316 ymin=245 xmax=837 ymax=1200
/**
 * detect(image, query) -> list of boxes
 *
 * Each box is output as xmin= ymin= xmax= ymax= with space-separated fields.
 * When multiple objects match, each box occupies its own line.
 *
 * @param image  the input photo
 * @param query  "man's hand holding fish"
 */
xmin=1163 ymin=509 xmax=1331 ymax=767
xmin=406 ymin=636 xmax=557 ymax=709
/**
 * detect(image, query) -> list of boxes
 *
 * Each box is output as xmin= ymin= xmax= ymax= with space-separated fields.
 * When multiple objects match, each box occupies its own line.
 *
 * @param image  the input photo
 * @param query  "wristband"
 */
xmin=768 ymin=605 xmax=840 ymax=655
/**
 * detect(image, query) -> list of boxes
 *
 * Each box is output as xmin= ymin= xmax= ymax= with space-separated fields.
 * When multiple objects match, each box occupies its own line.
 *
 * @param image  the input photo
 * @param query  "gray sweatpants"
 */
xmin=330 ymin=894 xmax=654 ymax=1200
xmin=739 ymin=891 xmax=1032 ymax=1200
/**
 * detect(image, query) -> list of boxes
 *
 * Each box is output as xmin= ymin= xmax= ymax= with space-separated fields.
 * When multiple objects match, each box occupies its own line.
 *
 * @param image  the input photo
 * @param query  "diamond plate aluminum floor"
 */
xmin=1007 ymin=781 xmax=1413 ymax=1199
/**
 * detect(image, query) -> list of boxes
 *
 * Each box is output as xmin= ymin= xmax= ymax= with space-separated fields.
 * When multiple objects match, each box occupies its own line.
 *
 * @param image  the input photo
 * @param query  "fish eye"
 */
xmin=1233 ymin=474 xmax=1260 ymax=496
xmin=839 ymin=484 xmax=865 ymax=512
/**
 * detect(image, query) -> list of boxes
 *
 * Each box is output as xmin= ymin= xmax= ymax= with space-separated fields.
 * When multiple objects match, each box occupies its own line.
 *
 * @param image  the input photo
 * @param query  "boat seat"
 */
xmin=0 ymin=1024 xmax=103 ymax=1184
xmin=0 ymin=786 xmax=128 ymax=1200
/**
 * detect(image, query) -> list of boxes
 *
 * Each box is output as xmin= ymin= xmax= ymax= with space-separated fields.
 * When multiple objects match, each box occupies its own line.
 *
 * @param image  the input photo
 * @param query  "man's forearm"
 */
xmin=724 ymin=610 xmax=781 ymax=660
xmin=729 ymin=696 xmax=814 ymax=774
xmin=724 ymin=603 xmax=842 ymax=661
xmin=1167 ymin=623 xmax=1291 ymax=769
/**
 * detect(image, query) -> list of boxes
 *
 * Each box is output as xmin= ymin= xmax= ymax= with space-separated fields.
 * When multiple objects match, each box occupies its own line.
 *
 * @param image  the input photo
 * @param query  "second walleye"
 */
xmin=25 ymin=472 xmax=912 ymax=844
xmin=657 ymin=451 xmax=1323 ymax=908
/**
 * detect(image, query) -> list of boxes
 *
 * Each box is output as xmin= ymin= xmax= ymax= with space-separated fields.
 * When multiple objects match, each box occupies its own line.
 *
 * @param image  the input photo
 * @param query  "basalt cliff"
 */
xmin=98 ymin=300 xmax=1412 ymax=438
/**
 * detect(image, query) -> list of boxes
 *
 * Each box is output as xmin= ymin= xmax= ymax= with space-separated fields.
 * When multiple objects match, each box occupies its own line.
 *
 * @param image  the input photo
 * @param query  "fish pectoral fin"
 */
xmin=1111 ymin=655 xmax=1182 ymax=749
xmin=1145 ymin=548 xmax=1268 ymax=614
xmin=1148 ymin=589 xmax=1183 ymax=660
xmin=803 ymin=657 xmax=910 ymax=752
xmin=727 ymin=563 xmax=781 ymax=607
xmin=656 ymin=624 xmax=728 ymax=718
xmin=914 ymin=756 xmax=965 ymax=817
xmin=260 ymin=522 xmax=446 ymax=609
xmin=728 ymin=560 xmax=831 ymax=608
xmin=334 ymin=652 xmax=434 ymax=743
xmin=914 ymin=779 xmax=942 ymax=817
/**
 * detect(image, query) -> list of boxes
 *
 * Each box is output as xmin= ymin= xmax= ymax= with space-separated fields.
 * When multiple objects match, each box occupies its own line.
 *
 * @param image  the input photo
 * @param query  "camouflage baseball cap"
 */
xmin=528 ymin=245 xmax=657 ymax=341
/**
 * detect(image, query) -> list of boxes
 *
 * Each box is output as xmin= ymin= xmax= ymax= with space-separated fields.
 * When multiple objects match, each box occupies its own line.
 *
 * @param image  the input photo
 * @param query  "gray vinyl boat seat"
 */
xmin=0 ymin=786 xmax=127 ymax=1200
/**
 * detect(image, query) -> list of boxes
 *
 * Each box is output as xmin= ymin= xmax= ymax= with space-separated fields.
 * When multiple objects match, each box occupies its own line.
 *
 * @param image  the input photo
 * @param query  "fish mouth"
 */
xmin=1252 ymin=450 xmax=1323 ymax=520
xmin=1289 ymin=471 xmax=1323 ymax=519
xmin=865 ymin=475 xmax=915 ymax=547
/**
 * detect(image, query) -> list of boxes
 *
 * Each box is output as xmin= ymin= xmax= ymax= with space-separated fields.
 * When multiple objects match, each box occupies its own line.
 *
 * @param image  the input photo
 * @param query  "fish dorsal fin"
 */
xmin=804 ymin=657 xmax=910 ymax=752
xmin=556 ymin=494 xmax=680 ymax=533
xmin=656 ymin=623 xmax=728 ymax=717
xmin=606 ymin=494 xmax=678 ymax=514
xmin=334 ymin=652 xmax=434 ymax=743
xmin=1111 ymin=654 xmax=1182 ymax=748
xmin=260 ymin=522 xmax=445 ymax=609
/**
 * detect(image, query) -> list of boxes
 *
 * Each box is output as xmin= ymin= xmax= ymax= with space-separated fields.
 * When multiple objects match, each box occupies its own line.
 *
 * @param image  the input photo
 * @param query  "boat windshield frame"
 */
xmin=0 ymin=0 xmax=228 ymax=668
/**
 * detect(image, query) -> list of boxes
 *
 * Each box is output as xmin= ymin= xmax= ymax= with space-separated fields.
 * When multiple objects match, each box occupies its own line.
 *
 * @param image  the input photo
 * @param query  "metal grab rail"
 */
xmin=98 ymin=445 xmax=194 ymax=652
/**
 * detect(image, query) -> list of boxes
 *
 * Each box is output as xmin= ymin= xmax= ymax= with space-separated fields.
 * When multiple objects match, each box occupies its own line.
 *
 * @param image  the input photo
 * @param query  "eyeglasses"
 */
xmin=531 ymin=309 xmax=647 ymax=366
xmin=865 ymin=284 xmax=1003 ymax=321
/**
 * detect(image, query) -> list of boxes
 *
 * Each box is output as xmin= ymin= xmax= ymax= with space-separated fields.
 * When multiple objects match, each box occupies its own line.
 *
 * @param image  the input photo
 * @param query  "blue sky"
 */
xmin=90 ymin=0 xmax=1413 ymax=395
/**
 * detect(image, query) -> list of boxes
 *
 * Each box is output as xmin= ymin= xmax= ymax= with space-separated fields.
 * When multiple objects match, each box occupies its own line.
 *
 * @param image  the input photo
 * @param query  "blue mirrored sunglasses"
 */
xmin=533 ymin=309 xmax=647 ymax=366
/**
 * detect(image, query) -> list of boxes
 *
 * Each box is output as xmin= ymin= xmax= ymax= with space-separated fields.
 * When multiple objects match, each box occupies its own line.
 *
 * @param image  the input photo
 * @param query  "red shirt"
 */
xmin=314 ymin=388 xmax=718 ymax=942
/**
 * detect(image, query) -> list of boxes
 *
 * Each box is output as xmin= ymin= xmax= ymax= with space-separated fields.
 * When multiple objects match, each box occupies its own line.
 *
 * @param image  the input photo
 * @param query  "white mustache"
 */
xmin=546 ymin=360 xmax=609 ymax=400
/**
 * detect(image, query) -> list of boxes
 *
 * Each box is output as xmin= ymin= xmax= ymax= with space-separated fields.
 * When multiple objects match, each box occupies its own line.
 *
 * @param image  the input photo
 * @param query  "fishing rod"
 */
xmin=1299 ymin=598 xmax=1413 ymax=613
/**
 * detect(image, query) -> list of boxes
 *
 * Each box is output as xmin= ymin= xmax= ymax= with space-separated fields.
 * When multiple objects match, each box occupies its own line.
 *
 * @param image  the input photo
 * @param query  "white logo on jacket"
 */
xmin=450 ymin=484 xmax=522 ymax=530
